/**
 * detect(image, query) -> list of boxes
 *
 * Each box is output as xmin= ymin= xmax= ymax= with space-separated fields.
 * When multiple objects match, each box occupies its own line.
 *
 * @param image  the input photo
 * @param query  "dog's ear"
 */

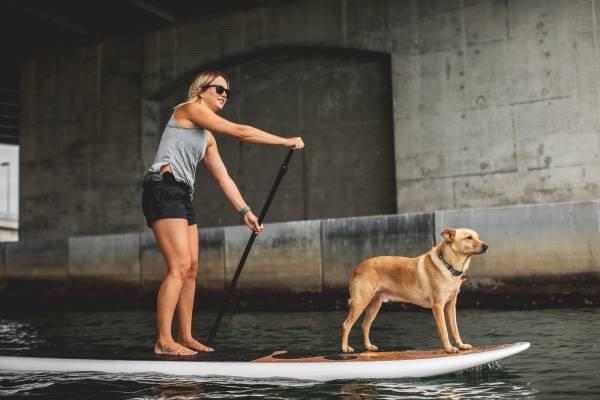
xmin=441 ymin=228 xmax=456 ymax=243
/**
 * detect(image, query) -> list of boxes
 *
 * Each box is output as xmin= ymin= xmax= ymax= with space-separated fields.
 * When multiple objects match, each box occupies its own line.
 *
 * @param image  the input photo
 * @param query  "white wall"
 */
xmin=0 ymin=144 xmax=18 ymax=221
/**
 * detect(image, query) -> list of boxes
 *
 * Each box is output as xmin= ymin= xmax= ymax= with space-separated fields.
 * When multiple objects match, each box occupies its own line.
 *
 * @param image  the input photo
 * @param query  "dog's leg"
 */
xmin=432 ymin=304 xmax=458 ymax=353
xmin=341 ymin=303 xmax=362 ymax=353
xmin=361 ymin=297 xmax=383 ymax=351
xmin=445 ymin=296 xmax=472 ymax=350
xmin=341 ymin=295 xmax=371 ymax=353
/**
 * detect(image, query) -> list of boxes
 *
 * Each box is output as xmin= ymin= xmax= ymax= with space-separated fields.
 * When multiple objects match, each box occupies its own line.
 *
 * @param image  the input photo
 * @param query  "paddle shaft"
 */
xmin=207 ymin=149 xmax=295 ymax=346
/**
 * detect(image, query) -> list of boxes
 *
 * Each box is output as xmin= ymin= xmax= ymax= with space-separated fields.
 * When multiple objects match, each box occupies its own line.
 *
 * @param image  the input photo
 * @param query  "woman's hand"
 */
xmin=284 ymin=137 xmax=304 ymax=149
xmin=243 ymin=211 xmax=264 ymax=235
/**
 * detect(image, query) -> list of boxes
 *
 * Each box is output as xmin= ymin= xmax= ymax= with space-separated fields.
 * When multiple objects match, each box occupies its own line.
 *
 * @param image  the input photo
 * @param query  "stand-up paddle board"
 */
xmin=0 ymin=342 xmax=529 ymax=381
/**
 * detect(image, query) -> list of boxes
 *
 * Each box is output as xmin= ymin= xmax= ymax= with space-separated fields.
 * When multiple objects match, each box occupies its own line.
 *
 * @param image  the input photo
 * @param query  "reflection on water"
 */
xmin=0 ymin=308 xmax=598 ymax=399
xmin=0 ymin=371 xmax=538 ymax=399
xmin=0 ymin=376 xmax=54 ymax=397
xmin=0 ymin=319 xmax=43 ymax=350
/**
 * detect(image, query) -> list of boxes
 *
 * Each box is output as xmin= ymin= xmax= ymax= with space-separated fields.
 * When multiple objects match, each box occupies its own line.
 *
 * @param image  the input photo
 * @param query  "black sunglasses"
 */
xmin=203 ymin=84 xmax=230 ymax=98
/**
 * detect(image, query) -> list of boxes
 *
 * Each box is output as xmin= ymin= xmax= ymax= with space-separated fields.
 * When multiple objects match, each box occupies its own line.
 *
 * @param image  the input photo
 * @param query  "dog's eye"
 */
xmin=466 ymin=236 xmax=473 ymax=240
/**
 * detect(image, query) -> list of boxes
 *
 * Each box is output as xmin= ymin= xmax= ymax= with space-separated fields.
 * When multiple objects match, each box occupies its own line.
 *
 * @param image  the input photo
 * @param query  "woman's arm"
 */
xmin=178 ymin=103 xmax=304 ymax=149
xmin=202 ymin=132 xmax=263 ymax=234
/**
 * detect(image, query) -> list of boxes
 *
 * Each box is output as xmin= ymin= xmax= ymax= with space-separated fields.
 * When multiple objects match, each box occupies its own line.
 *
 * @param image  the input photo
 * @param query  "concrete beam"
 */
xmin=5 ymin=239 xmax=68 ymax=280
xmin=198 ymin=227 xmax=226 ymax=293
xmin=0 ymin=243 xmax=5 ymax=290
xmin=127 ymin=0 xmax=177 ymax=24
xmin=224 ymin=220 xmax=322 ymax=293
xmin=139 ymin=231 xmax=163 ymax=293
xmin=68 ymin=233 xmax=140 ymax=285
xmin=2 ymin=238 xmax=68 ymax=301
xmin=321 ymin=213 xmax=434 ymax=292
xmin=22 ymin=7 xmax=89 ymax=36
xmin=435 ymin=201 xmax=600 ymax=278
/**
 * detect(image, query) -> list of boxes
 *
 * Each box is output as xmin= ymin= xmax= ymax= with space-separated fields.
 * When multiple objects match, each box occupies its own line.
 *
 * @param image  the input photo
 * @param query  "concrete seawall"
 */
xmin=1 ymin=201 xmax=599 ymax=309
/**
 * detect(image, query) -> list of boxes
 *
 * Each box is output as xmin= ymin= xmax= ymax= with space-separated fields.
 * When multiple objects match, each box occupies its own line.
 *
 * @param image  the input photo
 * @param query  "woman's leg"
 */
xmin=152 ymin=218 xmax=197 ymax=355
xmin=176 ymin=224 xmax=213 ymax=351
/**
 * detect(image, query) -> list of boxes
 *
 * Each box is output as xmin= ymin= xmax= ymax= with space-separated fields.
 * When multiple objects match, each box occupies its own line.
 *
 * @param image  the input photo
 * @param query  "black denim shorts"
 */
xmin=142 ymin=172 xmax=196 ymax=228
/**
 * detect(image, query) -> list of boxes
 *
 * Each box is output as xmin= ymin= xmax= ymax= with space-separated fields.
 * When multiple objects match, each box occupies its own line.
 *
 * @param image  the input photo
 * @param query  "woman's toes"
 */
xmin=179 ymin=338 xmax=214 ymax=352
xmin=155 ymin=341 xmax=197 ymax=356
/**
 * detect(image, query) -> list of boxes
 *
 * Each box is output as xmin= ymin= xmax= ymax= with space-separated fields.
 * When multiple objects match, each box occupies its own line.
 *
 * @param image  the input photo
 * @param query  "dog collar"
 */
xmin=438 ymin=253 xmax=464 ymax=276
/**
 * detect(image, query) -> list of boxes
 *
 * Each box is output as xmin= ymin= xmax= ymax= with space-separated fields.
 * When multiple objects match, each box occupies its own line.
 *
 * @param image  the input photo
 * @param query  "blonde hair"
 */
xmin=174 ymin=70 xmax=230 ymax=109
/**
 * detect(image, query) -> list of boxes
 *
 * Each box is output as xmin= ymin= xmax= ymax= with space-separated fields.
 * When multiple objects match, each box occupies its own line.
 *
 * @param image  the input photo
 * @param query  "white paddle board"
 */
xmin=0 ymin=342 xmax=530 ymax=381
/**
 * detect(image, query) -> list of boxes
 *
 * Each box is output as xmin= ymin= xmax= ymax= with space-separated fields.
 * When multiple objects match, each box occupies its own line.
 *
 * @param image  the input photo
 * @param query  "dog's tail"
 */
xmin=347 ymin=277 xmax=356 ymax=307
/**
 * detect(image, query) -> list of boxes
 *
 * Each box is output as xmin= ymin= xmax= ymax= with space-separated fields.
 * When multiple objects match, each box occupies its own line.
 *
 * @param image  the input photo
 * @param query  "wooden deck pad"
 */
xmin=251 ymin=344 xmax=513 ymax=363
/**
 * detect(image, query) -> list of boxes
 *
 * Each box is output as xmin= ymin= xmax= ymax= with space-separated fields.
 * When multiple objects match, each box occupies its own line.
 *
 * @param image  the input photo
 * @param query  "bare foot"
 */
xmin=179 ymin=337 xmax=214 ymax=352
xmin=154 ymin=341 xmax=197 ymax=356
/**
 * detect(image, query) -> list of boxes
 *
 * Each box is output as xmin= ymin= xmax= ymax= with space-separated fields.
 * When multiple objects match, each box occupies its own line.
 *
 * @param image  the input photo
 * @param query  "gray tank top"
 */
xmin=145 ymin=114 xmax=208 ymax=199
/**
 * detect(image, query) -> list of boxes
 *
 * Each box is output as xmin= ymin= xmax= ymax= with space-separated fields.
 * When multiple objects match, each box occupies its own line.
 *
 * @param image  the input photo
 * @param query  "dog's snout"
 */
xmin=482 ymin=243 xmax=489 ymax=253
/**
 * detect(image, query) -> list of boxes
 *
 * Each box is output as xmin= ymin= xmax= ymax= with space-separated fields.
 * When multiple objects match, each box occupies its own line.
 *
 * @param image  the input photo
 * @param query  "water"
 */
xmin=0 ymin=307 xmax=599 ymax=399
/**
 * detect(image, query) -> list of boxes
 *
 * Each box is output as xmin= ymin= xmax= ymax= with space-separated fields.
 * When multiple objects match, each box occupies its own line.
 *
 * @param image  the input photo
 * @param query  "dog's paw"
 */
xmin=458 ymin=343 xmax=472 ymax=350
xmin=342 ymin=345 xmax=355 ymax=353
xmin=365 ymin=344 xmax=378 ymax=352
xmin=444 ymin=346 xmax=459 ymax=354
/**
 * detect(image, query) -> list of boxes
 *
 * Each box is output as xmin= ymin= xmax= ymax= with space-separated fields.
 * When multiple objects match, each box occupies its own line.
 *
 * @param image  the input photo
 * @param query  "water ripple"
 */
xmin=0 ymin=319 xmax=44 ymax=350
xmin=0 ymin=308 xmax=598 ymax=399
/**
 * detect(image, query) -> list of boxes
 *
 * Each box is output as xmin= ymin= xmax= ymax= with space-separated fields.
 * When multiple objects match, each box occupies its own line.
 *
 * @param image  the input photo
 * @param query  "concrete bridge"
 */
xmin=2 ymin=1 xmax=600 ymax=308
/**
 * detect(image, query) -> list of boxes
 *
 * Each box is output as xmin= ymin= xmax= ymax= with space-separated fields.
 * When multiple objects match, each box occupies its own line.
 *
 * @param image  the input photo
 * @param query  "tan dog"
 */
xmin=341 ymin=228 xmax=488 ymax=354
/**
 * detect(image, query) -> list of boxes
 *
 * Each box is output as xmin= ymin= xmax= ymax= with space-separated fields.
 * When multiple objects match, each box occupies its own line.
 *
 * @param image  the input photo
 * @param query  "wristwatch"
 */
xmin=238 ymin=205 xmax=251 ymax=216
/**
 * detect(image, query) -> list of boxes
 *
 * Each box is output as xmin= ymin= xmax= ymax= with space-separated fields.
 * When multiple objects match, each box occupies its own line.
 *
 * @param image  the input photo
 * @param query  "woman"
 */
xmin=142 ymin=70 xmax=304 ymax=355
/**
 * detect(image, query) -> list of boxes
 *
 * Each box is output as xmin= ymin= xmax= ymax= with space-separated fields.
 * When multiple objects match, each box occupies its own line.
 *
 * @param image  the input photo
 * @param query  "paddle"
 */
xmin=207 ymin=149 xmax=295 ymax=346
